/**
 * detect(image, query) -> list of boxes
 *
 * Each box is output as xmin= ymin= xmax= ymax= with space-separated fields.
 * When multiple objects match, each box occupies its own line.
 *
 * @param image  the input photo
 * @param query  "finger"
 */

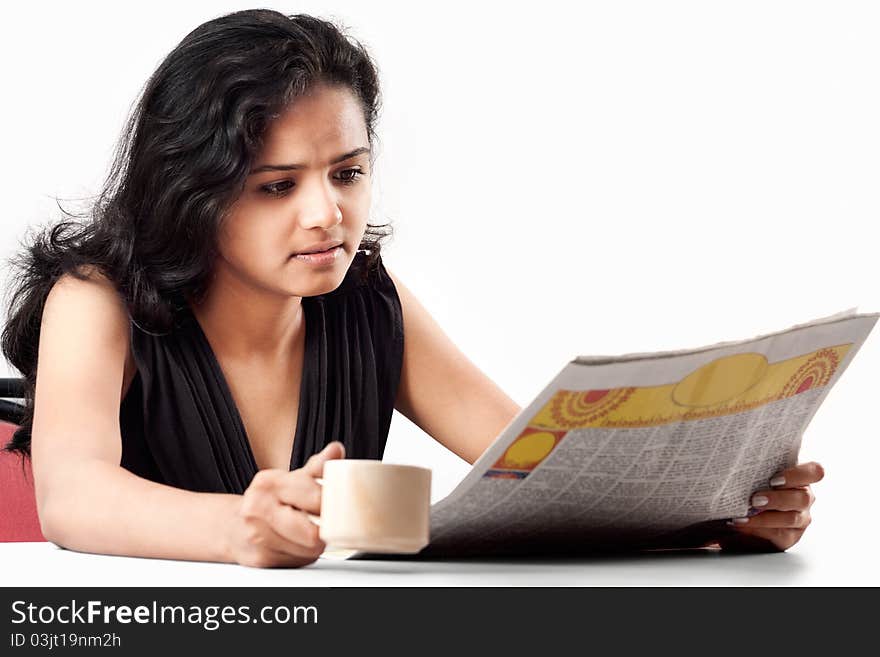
xmin=301 ymin=441 xmax=346 ymax=478
xmin=243 ymin=516 xmax=324 ymax=560
xmin=767 ymin=461 xmax=824 ymax=488
xmin=727 ymin=509 xmax=810 ymax=529
xmin=273 ymin=470 xmax=324 ymax=514
xmin=246 ymin=468 xmax=328 ymax=515
xmin=267 ymin=503 xmax=325 ymax=552
xmin=242 ymin=469 xmax=290 ymax=517
xmin=749 ymin=486 xmax=815 ymax=512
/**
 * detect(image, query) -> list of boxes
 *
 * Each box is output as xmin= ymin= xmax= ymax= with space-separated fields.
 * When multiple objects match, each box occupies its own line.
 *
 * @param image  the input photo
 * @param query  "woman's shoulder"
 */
xmin=41 ymin=265 xmax=138 ymax=400
xmin=46 ymin=265 xmax=129 ymax=326
xmin=50 ymin=263 xmax=115 ymax=293
xmin=45 ymin=265 xmax=133 ymax=352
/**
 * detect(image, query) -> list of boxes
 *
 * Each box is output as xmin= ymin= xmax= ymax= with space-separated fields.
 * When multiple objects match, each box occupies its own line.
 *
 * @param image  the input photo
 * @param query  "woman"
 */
xmin=2 ymin=9 xmax=822 ymax=567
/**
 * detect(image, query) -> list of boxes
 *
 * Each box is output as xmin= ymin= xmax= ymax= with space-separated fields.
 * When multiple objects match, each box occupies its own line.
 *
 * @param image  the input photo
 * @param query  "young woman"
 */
xmin=2 ymin=9 xmax=823 ymax=568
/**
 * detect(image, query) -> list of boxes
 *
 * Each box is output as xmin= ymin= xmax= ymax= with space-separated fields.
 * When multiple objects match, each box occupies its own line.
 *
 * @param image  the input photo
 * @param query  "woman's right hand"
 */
xmin=226 ymin=441 xmax=345 ymax=568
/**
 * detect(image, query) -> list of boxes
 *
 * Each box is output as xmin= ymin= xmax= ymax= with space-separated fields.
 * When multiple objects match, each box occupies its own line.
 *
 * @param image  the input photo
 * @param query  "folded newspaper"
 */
xmin=334 ymin=308 xmax=878 ymax=560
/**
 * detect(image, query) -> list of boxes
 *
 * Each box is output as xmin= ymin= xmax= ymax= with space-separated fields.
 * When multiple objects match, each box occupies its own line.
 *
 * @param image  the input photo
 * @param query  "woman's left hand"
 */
xmin=717 ymin=461 xmax=825 ymax=552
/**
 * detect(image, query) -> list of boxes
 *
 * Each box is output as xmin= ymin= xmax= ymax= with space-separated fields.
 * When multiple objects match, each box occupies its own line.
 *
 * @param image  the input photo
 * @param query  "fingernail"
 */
xmin=769 ymin=475 xmax=785 ymax=487
xmin=725 ymin=517 xmax=749 ymax=525
xmin=751 ymin=495 xmax=769 ymax=507
xmin=747 ymin=507 xmax=764 ymax=517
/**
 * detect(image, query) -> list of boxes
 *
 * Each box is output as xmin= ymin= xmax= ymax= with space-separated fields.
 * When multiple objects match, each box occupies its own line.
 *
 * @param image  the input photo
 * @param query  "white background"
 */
xmin=1 ymin=1 xmax=877 ymax=578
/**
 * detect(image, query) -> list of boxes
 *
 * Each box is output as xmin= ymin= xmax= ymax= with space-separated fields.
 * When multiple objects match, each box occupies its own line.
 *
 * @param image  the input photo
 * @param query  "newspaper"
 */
xmin=340 ymin=308 xmax=878 ymax=560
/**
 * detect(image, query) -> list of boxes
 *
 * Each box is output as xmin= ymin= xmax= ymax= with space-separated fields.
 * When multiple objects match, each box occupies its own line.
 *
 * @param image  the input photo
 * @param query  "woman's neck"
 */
xmin=188 ymin=263 xmax=304 ymax=363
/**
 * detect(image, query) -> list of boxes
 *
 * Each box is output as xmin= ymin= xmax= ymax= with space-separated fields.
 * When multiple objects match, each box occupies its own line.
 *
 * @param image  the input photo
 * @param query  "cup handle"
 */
xmin=306 ymin=477 xmax=324 ymax=526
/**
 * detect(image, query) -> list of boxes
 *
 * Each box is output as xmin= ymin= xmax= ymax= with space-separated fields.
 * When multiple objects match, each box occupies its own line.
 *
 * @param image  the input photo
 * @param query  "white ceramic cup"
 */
xmin=308 ymin=460 xmax=432 ymax=554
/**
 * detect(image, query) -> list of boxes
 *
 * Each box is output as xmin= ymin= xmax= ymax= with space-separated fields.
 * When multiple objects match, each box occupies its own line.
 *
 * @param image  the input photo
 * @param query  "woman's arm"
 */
xmin=385 ymin=269 xmax=521 ymax=465
xmin=31 ymin=270 xmax=240 ymax=562
xmin=41 ymin=460 xmax=241 ymax=562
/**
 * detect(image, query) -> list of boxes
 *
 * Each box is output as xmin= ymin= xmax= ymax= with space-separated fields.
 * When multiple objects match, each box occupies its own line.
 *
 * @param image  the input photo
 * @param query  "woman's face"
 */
xmin=215 ymin=82 xmax=372 ymax=299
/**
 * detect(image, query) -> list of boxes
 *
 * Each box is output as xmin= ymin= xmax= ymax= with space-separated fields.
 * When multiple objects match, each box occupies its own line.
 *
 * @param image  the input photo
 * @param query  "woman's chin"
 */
xmin=283 ymin=259 xmax=349 ymax=297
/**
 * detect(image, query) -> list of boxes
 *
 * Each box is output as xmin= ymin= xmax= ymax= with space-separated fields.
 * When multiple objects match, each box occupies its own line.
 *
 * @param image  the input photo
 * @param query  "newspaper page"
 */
xmin=341 ymin=309 xmax=877 ymax=560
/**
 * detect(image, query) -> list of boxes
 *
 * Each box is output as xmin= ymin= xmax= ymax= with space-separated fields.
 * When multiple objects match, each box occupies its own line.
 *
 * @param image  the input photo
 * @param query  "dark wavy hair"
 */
xmin=2 ymin=9 xmax=390 ymax=458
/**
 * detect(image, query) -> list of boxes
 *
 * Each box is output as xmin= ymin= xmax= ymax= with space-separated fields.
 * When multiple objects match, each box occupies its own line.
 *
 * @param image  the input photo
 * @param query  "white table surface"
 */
xmin=0 ymin=540 xmax=866 ymax=587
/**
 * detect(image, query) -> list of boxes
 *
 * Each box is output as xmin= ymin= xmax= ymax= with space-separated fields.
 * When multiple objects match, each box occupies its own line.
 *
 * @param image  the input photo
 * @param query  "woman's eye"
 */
xmin=260 ymin=169 xmax=364 ymax=197
xmin=337 ymin=168 xmax=364 ymax=184
xmin=261 ymin=180 xmax=294 ymax=196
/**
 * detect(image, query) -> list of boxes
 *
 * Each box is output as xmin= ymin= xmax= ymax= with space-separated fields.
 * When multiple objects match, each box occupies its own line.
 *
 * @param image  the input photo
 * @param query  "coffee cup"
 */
xmin=307 ymin=460 xmax=432 ymax=554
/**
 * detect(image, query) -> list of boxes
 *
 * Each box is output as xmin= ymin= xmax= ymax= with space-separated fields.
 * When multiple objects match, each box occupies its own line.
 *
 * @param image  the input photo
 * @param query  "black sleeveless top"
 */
xmin=118 ymin=252 xmax=404 ymax=495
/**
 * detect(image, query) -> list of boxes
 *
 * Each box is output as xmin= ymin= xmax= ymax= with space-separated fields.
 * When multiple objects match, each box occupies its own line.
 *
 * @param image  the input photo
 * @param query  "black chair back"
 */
xmin=0 ymin=378 xmax=25 ymax=426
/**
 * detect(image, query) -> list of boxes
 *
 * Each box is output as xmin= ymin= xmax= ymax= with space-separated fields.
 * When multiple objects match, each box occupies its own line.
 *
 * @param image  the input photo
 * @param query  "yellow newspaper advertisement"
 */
xmin=344 ymin=308 xmax=878 ymax=559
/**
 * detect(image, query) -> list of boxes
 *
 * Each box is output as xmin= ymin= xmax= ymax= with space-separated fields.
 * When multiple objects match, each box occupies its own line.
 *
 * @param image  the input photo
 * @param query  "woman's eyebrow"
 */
xmin=249 ymin=146 xmax=370 ymax=175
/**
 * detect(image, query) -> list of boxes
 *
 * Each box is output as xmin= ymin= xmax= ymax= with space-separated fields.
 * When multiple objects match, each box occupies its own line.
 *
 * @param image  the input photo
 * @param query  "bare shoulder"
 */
xmin=46 ymin=264 xmax=131 ymax=344
xmin=48 ymin=264 xmax=119 ymax=300
xmin=44 ymin=265 xmax=129 ymax=334
xmin=40 ymin=265 xmax=136 ymax=413
xmin=43 ymin=265 xmax=135 ymax=380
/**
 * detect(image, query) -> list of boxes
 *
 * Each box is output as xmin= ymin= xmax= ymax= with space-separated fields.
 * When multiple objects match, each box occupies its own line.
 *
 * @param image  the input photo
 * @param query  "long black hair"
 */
xmin=2 ymin=9 xmax=389 ymax=458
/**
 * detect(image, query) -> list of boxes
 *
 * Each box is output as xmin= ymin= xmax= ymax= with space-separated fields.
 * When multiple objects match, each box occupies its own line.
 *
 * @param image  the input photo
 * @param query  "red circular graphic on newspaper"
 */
xmin=780 ymin=348 xmax=840 ymax=398
xmin=548 ymin=387 xmax=636 ymax=428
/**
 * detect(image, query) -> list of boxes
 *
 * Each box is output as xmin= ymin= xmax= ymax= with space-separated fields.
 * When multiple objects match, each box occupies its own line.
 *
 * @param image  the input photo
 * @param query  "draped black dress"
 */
xmin=118 ymin=252 xmax=404 ymax=494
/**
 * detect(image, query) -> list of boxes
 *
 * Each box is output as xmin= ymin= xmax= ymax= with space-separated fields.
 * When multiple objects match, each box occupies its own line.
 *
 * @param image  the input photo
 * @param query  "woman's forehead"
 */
xmin=257 ymin=85 xmax=368 ymax=160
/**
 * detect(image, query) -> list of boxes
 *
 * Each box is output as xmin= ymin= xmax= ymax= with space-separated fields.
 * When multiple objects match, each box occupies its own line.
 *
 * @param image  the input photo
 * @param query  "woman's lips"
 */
xmin=291 ymin=245 xmax=342 ymax=266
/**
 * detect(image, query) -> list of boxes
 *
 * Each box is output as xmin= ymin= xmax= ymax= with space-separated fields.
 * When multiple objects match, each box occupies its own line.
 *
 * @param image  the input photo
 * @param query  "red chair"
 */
xmin=0 ymin=378 xmax=45 ymax=542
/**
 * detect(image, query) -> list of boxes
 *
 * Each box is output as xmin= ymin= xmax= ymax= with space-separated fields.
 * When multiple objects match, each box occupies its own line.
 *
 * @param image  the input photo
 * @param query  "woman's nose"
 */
xmin=297 ymin=179 xmax=343 ymax=230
